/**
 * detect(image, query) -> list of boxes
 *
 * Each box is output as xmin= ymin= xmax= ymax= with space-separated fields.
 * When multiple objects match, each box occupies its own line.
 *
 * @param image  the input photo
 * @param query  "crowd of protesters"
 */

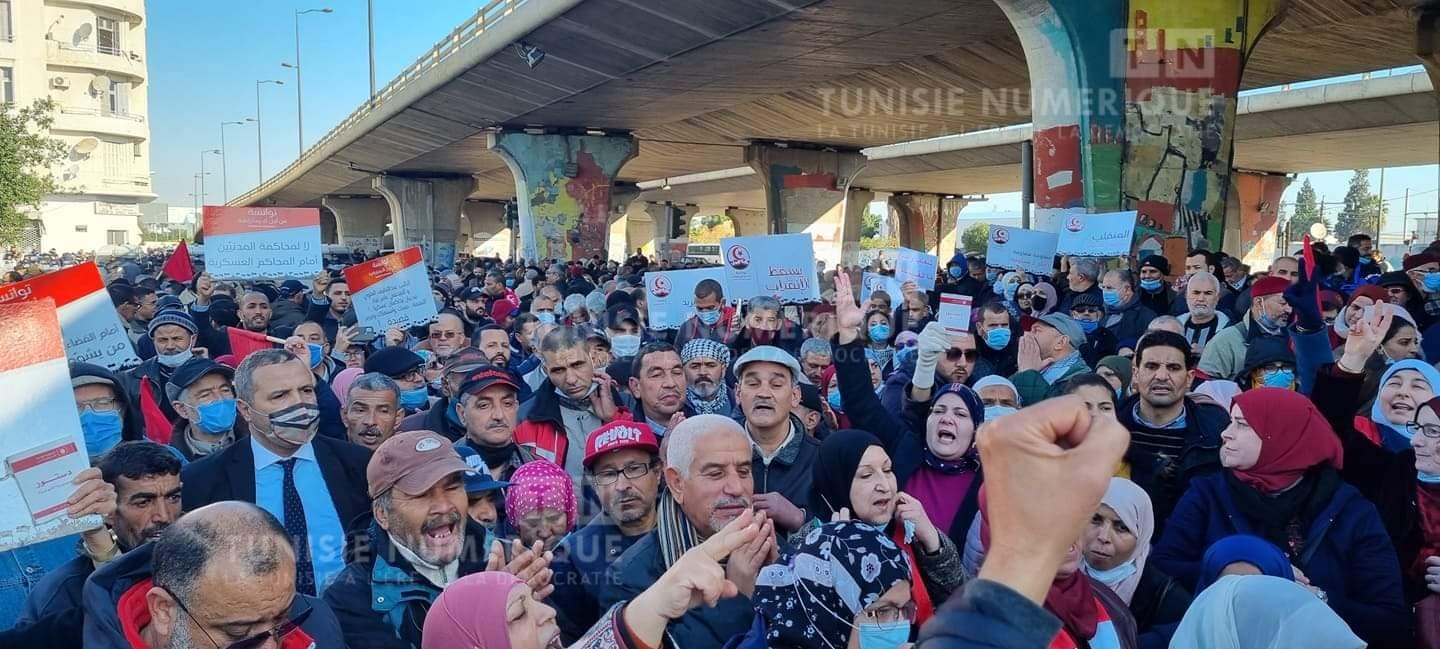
xmin=0 ymin=230 xmax=1434 ymax=649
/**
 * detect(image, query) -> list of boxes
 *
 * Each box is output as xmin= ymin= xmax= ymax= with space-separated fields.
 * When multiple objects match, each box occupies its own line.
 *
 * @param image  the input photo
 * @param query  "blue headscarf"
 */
xmin=1370 ymin=359 xmax=1440 ymax=452
xmin=1195 ymin=535 xmax=1294 ymax=593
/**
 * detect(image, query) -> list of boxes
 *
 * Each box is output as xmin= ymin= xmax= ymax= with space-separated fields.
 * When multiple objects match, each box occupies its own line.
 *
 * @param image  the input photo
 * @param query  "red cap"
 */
xmin=490 ymin=299 xmax=517 ymax=322
xmin=582 ymin=421 xmax=659 ymax=468
xmin=1405 ymin=252 xmax=1440 ymax=272
xmin=1251 ymin=276 xmax=1289 ymax=298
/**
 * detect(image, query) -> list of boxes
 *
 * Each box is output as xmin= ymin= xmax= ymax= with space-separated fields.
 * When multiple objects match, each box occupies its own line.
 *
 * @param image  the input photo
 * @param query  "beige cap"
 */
xmin=366 ymin=430 xmax=472 ymax=499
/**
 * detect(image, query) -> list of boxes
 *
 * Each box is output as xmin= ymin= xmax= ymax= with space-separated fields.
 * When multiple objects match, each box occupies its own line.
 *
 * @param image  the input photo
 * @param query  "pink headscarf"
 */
xmin=421 ymin=572 xmax=523 ymax=649
xmin=331 ymin=368 xmax=364 ymax=407
xmin=504 ymin=460 xmax=577 ymax=530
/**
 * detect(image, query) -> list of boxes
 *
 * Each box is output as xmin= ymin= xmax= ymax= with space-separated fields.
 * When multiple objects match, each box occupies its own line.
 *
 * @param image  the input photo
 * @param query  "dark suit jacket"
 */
xmin=181 ymin=433 xmax=374 ymax=533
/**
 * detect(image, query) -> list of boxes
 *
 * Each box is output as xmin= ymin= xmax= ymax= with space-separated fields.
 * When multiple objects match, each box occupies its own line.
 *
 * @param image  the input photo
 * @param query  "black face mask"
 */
xmin=1030 ymin=296 xmax=1049 ymax=312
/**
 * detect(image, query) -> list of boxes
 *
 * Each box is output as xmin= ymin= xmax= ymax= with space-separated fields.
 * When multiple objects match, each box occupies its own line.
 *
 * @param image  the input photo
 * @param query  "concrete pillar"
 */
xmin=887 ymin=194 xmax=968 ymax=258
xmin=321 ymin=195 xmax=390 ymax=256
xmin=487 ymin=132 xmax=637 ymax=262
xmin=461 ymin=201 xmax=510 ymax=259
xmin=1224 ymin=171 xmax=1292 ymax=269
xmin=319 ymin=208 xmax=338 ymax=245
xmin=745 ymin=144 xmax=866 ymax=267
xmin=1421 ymin=4 xmax=1440 ymax=95
xmin=996 ymin=0 xmax=1287 ymax=255
xmin=371 ymin=176 xmax=476 ymax=268
xmin=726 ymin=208 xmax=767 ymax=237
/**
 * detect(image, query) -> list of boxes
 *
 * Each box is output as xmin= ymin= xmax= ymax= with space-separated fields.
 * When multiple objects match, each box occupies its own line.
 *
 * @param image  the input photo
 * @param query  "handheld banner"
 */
xmin=986 ymin=226 xmax=1059 ymax=273
xmin=894 ymin=247 xmax=939 ymax=291
xmin=343 ymin=247 xmax=439 ymax=330
xmin=0 ymin=262 xmax=140 ymax=370
xmin=644 ymin=267 xmax=728 ymax=330
xmin=1054 ymin=211 xmax=1138 ymax=258
xmin=720 ymin=233 xmax=820 ymax=303
xmin=202 ymin=206 xmax=323 ymax=279
xmin=861 ymin=272 xmax=903 ymax=305
xmin=937 ymin=294 xmax=973 ymax=335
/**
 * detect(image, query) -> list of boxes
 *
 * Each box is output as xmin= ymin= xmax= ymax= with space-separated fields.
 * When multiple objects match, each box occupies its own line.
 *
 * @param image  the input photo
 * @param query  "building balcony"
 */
xmin=79 ymin=0 xmax=147 ymax=23
xmin=53 ymin=104 xmax=149 ymax=140
xmin=97 ymin=175 xmax=155 ymax=199
xmin=46 ymin=41 xmax=146 ymax=81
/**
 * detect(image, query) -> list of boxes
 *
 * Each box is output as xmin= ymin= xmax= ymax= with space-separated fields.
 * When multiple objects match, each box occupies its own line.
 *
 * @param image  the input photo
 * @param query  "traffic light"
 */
xmin=668 ymin=202 xmax=687 ymax=239
xmin=504 ymin=201 xmax=519 ymax=229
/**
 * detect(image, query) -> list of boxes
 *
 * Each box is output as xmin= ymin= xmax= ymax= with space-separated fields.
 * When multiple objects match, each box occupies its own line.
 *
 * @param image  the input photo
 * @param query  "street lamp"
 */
xmin=199 ymin=150 xmax=221 ymax=208
xmin=286 ymin=7 xmax=333 ymax=156
xmin=220 ymin=121 xmax=250 ymax=203
xmin=255 ymin=79 xmax=284 ymax=183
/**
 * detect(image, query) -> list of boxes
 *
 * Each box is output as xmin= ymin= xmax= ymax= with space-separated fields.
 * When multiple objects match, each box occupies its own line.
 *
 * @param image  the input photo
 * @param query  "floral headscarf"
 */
xmin=504 ymin=460 xmax=577 ymax=530
xmin=753 ymin=521 xmax=912 ymax=649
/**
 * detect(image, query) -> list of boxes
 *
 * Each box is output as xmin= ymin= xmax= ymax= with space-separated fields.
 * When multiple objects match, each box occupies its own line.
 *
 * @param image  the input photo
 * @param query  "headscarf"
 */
xmin=1031 ymin=282 xmax=1058 ymax=316
xmin=1170 ymin=575 xmax=1364 ymax=649
xmin=925 ymin=383 xmax=984 ymax=473
xmin=809 ymin=429 xmax=886 ymax=522
xmin=421 ymin=571 xmax=522 ymax=649
xmin=1369 ymin=359 xmax=1440 ymax=448
xmin=1082 ymin=478 xmax=1154 ymax=604
xmin=1191 ymin=379 xmax=1242 ymax=411
xmin=1333 ymin=285 xmax=1386 ymax=339
xmin=1230 ymin=388 xmax=1344 ymax=493
xmin=503 ymin=460 xmax=577 ymax=531
xmin=753 ymin=521 xmax=912 ymax=649
xmin=1096 ymin=356 xmax=1132 ymax=399
xmin=1195 ymin=535 xmax=1294 ymax=593
xmin=331 ymin=367 xmax=364 ymax=407
xmin=972 ymin=375 xmax=1020 ymax=405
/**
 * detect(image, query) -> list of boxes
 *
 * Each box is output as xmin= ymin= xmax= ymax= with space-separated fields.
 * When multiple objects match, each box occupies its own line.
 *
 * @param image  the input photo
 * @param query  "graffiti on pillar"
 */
xmin=1232 ymin=172 xmax=1292 ymax=268
xmin=888 ymin=194 xmax=939 ymax=255
xmin=490 ymin=134 xmax=636 ymax=262
xmin=1122 ymin=1 xmax=1284 ymax=251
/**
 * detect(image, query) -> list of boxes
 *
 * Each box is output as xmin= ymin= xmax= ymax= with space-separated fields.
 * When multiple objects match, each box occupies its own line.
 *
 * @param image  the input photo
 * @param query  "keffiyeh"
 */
xmin=681 ymin=337 xmax=731 ymax=368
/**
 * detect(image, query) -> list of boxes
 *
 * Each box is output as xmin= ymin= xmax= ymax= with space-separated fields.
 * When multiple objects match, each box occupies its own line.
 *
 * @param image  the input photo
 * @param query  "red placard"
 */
xmin=0 ymin=300 xmax=66 ymax=373
xmin=343 ymin=247 xmax=424 ymax=293
xmin=0 ymin=262 xmax=104 ymax=310
xmin=202 ymin=206 xmax=320 ymax=236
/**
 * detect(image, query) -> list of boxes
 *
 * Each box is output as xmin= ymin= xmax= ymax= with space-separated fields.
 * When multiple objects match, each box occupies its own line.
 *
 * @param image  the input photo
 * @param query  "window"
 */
xmin=106 ymin=80 xmax=130 ymax=115
xmin=106 ymin=230 xmax=128 ymax=245
xmin=75 ymin=225 xmax=88 ymax=232
xmin=0 ymin=1 xmax=12 ymax=42
xmin=96 ymin=17 xmax=120 ymax=55
xmin=133 ymin=142 xmax=142 ymax=158
xmin=0 ymin=67 xmax=11 ymax=104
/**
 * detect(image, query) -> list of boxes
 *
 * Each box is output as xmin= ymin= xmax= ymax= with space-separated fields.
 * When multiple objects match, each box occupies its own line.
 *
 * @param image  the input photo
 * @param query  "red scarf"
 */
xmin=1416 ymin=482 xmax=1440 ymax=579
xmin=1044 ymin=571 xmax=1099 ymax=642
xmin=891 ymin=526 xmax=936 ymax=628
xmin=1231 ymin=388 xmax=1344 ymax=493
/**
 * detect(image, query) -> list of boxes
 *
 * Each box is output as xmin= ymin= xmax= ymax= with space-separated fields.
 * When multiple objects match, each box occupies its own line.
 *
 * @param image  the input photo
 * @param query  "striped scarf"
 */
xmin=656 ymin=490 xmax=702 ymax=568
xmin=687 ymin=386 xmax=732 ymax=416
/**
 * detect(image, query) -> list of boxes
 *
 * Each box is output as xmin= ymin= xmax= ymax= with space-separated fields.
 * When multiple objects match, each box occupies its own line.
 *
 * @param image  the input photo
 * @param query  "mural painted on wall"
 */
xmin=1233 ymin=172 xmax=1292 ymax=268
xmin=1122 ymin=0 xmax=1284 ymax=252
xmin=490 ymin=133 xmax=636 ymax=261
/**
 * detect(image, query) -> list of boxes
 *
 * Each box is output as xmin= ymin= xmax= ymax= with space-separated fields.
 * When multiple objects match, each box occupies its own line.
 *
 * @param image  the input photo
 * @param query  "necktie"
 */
xmin=279 ymin=458 xmax=316 ymax=595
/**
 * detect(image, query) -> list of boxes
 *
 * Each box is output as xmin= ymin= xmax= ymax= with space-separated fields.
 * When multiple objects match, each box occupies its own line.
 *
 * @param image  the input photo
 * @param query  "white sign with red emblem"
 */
xmin=1054 ymin=210 xmax=1138 ymax=258
xmin=894 ymin=247 xmax=938 ymax=291
xmin=0 ymin=262 xmax=141 ymax=370
xmin=202 ymin=206 xmax=322 ymax=279
xmin=985 ymin=226 xmax=1060 ymax=273
xmin=0 ymin=299 xmax=104 ymax=552
xmin=343 ymin=246 xmax=439 ymax=330
xmin=937 ymin=293 xmax=974 ymax=335
xmin=643 ymin=267 xmax=727 ymax=330
xmin=721 ymin=233 xmax=820 ymax=303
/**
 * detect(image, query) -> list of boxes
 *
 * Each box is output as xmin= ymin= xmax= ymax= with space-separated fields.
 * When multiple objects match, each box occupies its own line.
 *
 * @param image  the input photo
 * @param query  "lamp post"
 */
xmin=200 ymin=150 xmax=221 ymax=207
xmin=368 ymin=0 xmax=376 ymax=99
xmin=255 ymin=79 xmax=284 ymax=183
xmin=284 ymin=7 xmax=333 ymax=156
xmin=219 ymin=121 xmax=250 ymax=203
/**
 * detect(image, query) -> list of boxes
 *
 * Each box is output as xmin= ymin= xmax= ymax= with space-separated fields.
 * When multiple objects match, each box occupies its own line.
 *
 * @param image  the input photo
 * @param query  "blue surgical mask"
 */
xmin=195 ymin=399 xmax=237 ymax=434
xmin=1425 ymin=272 xmax=1440 ymax=293
xmin=1140 ymin=278 xmax=1163 ymax=292
xmin=985 ymin=270 xmax=999 ymax=282
xmin=1102 ymin=289 xmax=1122 ymax=308
xmin=1261 ymin=367 xmax=1295 ymax=389
xmin=984 ymin=404 xmax=1017 ymax=420
xmin=306 ymin=343 xmax=325 ymax=369
xmin=505 ymin=278 xmax=516 ymax=288
xmin=1258 ymin=311 xmax=1283 ymax=331
xmin=611 ymin=334 xmax=642 ymax=358
xmin=1419 ymin=472 xmax=1440 ymax=485
xmin=868 ymin=324 xmax=891 ymax=341
xmin=992 ymin=282 xmax=1005 ymax=296
xmin=1083 ymin=558 xmax=1138 ymax=586
xmin=536 ymin=311 xmax=557 ymax=325
xmin=948 ymin=267 xmax=964 ymax=279
xmin=1003 ymin=282 xmax=1019 ymax=300
xmin=984 ymin=328 xmax=1011 ymax=350
xmin=156 ymin=348 xmax=192 ymax=368
xmin=697 ymin=309 xmax=722 ymax=325
xmin=827 ymin=388 xmax=843 ymax=412
xmin=858 ymin=622 xmax=911 ymax=649
xmin=399 ymin=386 xmax=430 ymax=410
xmin=80 ymin=410 xmax=124 ymax=458
xmin=1078 ymin=319 xmax=1100 ymax=334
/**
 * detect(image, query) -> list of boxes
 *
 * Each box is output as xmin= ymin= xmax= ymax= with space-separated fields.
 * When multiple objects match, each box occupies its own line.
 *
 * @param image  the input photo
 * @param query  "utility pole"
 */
xmin=368 ymin=0 xmax=376 ymax=99
xmin=1376 ymin=168 xmax=1387 ymax=236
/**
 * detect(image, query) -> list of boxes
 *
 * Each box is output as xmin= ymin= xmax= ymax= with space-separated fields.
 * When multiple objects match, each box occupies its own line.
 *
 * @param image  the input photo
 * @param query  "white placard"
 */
xmin=343 ymin=247 xmax=439 ymax=330
xmin=720 ymin=233 xmax=821 ymax=303
xmin=202 ymin=207 xmax=323 ymax=279
xmin=1055 ymin=211 xmax=1138 ymax=258
xmin=986 ymin=226 xmax=1060 ymax=273
xmin=938 ymin=293 xmax=973 ymax=335
xmin=894 ymin=247 xmax=938 ymax=291
xmin=861 ymin=272 xmax=903 ymax=305
xmin=644 ymin=267 xmax=728 ymax=330
xmin=0 ymin=262 xmax=140 ymax=370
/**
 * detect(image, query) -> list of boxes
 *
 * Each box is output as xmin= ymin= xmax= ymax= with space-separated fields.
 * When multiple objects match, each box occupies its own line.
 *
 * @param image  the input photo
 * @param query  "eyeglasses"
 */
xmin=160 ymin=585 xmax=312 ymax=649
xmin=945 ymin=348 xmax=979 ymax=361
xmin=429 ymin=331 xmax=462 ymax=340
xmin=77 ymin=397 xmax=121 ymax=413
xmin=1406 ymin=422 xmax=1440 ymax=439
xmin=861 ymin=602 xmax=917 ymax=628
xmin=591 ymin=461 xmax=656 ymax=486
xmin=394 ymin=369 xmax=424 ymax=384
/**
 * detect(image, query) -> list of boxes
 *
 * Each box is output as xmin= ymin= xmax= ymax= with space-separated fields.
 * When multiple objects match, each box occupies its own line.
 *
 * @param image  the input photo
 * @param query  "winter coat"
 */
xmin=550 ymin=515 xmax=648 ymax=643
xmin=1103 ymin=298 xmax=1158 ymax=349
xmin=1010 ymin=358 xmax=1090 ymax=406
xmin=730 ymin=413 xmax=820 ymax=514
xmin=1114 ymin=395 xmax=1228 ymax=533
xmin=397 ymin=395 xmax=466 ymax=441
xmin=601 ymin=532 xmax=754 ymax=649
xmin=514 ymin=379 xmax=630 ymax=470
xmin=1130 ymin=565 xmax=1191 ymax=649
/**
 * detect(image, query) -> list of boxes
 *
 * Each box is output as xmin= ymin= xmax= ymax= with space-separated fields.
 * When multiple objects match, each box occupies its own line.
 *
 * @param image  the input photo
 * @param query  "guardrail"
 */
xmin=243 ymin=0 xmax=527 ymax=201
xmin=59 ymin=104 xmax=145 ymax=122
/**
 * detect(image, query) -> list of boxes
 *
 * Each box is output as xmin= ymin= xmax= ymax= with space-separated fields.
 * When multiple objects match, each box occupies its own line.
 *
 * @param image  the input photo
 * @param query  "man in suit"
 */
xmin=181 ymin=348 xmax=372 ymax=596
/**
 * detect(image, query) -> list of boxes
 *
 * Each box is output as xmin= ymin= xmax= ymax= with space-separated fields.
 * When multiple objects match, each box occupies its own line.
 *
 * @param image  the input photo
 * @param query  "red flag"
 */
xmin=162 ymin=241 xmax=195 ymax=283
xmin=227 ymin=327 xmax=274 ymax=364
xmin=138 ymin=377 xmax=174 ymax=445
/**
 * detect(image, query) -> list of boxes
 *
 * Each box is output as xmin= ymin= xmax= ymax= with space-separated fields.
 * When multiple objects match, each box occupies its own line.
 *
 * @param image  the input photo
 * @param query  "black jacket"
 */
xmin=602 ymin=532 xmax=753 ymax=649
xmin=118 ymin=357 xmax=179 ymax=423
xmin=1131 ymin=564 xmax=1191 ymax=647
xmin=18 ymin=552 xmax=90 ymax=629
xmin=180 ymin=434 xmax=374 ymax=538
xmin=322 ymin=518 xmax=493 ymax=649
xmin=731 ymin=413 xmax=819 ymax=518
xmin=1115 ymin=395 xmax=1228 ymax=534
xmin=397 ymin=395 xmax=466 ymax=441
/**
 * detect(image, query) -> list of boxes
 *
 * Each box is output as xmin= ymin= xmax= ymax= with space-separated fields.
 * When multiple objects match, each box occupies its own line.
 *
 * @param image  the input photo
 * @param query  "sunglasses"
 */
xmin=946 ymin=348 xmax=979 ymax=361
xmin=162 ymin=585 xmax=312 ymax=649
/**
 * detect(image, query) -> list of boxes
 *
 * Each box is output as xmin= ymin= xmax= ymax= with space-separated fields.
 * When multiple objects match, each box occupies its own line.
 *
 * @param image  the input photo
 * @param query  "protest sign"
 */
xmin=644 ymin=267 xmax=727 ymax=330
xmin=0 ymin=300 xmax=104 ymax=552
xmin=860 ymin=272 xmax=903 ymax=305
xmin=343 ymin=247 xmax=439 ymax=330
xmin=1055 ymin=211 xmax=1138 ymax=258
xmin=721 ymin=233 xmax=820 ymax=303
xmin=0 ymin=262 xmax=140 ymax=370
xmin=986 ymin=226 xmax=1059 ymax=273
xmin=202 ymin=206 xmax=323 ymax=279
xmin=937 ymin=293 xmax=973 ymax=335
xmin=894 ymin=247 xmax=938 ymax=291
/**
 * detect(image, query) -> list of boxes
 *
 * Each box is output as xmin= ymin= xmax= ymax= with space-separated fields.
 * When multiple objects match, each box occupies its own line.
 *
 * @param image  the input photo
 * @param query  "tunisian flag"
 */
xmin=162 ymin=241 xmax=195 ymax=283
xmin=227 ymin=327 xmax=275 ymax=364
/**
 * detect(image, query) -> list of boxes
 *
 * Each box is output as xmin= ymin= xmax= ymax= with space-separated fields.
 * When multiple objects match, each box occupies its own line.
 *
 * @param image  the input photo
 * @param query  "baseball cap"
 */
xmin=1037 ymin=313 xmax=1087 ymax=349
xmin=604 ymin=304 xmax=641 ymax=331
xmin=442 ymin=347 xmax=488 ymax=376
xmin=279 ymin=279 xmax=307 ymax=298
xmin=367 ymin=430 xmax=473 ymax=499
xmin=583 ymin=421 xmax=659 ymax=468
xmin=461 ymin=286 xmax=486 ymax=301
xmin=458 ymin=364 xmax=521 ymax=396
xmin=165 ymin=358 xmax=235 ymax=402
xmin=732 ymin=345 xmax=804 ymax=383
xmin=453 ymin=445 xmax=512 ymax=495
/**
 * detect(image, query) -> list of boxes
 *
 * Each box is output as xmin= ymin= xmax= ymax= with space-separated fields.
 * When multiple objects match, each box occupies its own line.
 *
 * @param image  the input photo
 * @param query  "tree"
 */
xmin=961 ymin=222 xmax=991 ymax=255
xmin=1332 ymin=169 xmax=1386 ymax=240
xmin=861 ymin=207 xmax=883 ymax=240
xmin=1284 ymin=179 xmax=1325 ymax=239
xmin=0 ymin=99 xmax=65 ymax=246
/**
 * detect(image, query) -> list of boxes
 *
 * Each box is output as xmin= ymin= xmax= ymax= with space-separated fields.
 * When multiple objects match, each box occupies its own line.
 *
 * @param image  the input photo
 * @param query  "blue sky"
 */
xmin=146 ymin=2 xmax=1438 ymax=234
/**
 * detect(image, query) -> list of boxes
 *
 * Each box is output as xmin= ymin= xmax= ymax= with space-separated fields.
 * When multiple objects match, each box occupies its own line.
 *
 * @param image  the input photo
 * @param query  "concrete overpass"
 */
xmin=231 ymin=0 xmax=1435 ymax=268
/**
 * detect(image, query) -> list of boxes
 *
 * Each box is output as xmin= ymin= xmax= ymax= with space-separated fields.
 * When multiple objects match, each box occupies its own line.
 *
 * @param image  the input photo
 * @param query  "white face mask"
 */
xmin=157 ymin=348 xmax=193 ymax=368
xmin=610 ymin=334 xmax=642 ymax=358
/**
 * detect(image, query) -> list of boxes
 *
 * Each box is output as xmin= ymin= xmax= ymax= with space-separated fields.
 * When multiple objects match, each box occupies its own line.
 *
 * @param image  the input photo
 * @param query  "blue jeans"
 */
xmin=0 ymin=535 xmax=81 ymax=628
